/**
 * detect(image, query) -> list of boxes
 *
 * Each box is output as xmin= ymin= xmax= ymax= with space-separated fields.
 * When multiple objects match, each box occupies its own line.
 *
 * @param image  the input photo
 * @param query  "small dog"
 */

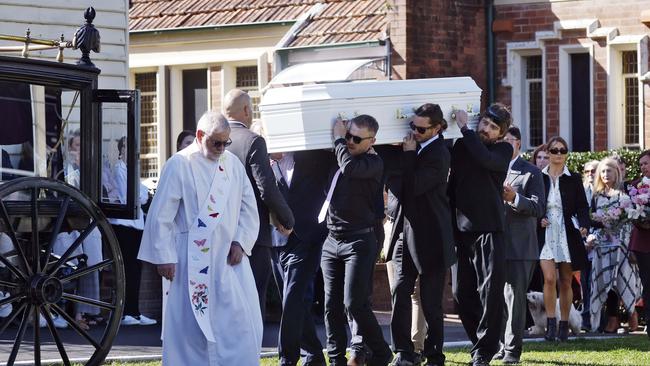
xmin=526 ymin=291 xmax=582 ymax=336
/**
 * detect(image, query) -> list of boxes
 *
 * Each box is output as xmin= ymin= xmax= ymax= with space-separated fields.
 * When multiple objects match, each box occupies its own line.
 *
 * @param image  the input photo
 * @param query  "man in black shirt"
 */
xmin=449 ymin=104 xmax=513 ymax=366
xmin=320 ymin=115 xmax=392 ymax=366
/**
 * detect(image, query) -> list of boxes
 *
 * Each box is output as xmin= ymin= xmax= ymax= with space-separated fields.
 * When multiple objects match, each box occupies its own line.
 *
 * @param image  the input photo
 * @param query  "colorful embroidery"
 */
xmin=218 ymin=165 xmax=224 ymax=172
xmin=199 ymin=266 xmax=208 ymax=274
xmin=209 ymin=212 xmax=220 ymax=218
xmin=193 ymin=239 xmax=206 ymax=247
xmin=210 ymin=195 xmax=216 ymax=204
xmin=200 ymin=248 xmax=210 ymax=253
xmin=191 ymin=282 xmax=208 ymax=315
xmin=197 ymin=219 xmax=206 ymax=228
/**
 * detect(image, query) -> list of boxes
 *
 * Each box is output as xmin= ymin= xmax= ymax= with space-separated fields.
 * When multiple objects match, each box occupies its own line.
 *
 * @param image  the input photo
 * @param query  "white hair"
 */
xmin=196 ymin=111 xmax=230 ymax=134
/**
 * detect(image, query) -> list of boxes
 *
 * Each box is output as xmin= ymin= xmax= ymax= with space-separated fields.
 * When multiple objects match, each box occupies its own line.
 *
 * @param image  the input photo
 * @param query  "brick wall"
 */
xmin=494 ymin=0 xmax=650 ymax=150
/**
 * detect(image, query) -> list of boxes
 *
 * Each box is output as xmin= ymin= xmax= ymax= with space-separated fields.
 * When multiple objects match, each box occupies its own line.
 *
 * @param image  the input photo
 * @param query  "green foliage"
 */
xmin=521 ymin=149 xmax=643 ymax=181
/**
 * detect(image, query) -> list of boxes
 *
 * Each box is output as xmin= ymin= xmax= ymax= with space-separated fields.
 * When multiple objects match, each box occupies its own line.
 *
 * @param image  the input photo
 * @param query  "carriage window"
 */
xmin=0 ymin=82 xmax=81 ymax=184
xmin=99 ymin=103 xmax=129 ymax=204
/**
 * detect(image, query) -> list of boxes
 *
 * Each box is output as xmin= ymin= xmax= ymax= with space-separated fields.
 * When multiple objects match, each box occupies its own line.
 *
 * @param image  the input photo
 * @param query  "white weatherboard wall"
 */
xmin=260 ymin=77 xmax=482 ymax=153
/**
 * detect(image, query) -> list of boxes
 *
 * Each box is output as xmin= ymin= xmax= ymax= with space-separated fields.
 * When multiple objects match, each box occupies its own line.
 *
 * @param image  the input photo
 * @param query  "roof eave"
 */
xmin=129 ymin=20 xmax=296 ymax=35
xmin=277 ymin=40 xmax=383 ymax=52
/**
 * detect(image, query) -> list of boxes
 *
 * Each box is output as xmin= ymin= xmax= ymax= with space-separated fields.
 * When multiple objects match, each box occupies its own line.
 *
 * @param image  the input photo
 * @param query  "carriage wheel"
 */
xmin=0 ymin=177 xmax=125 ymax=366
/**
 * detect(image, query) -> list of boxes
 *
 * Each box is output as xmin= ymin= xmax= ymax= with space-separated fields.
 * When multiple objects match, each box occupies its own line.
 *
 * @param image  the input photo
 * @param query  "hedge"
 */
xmin=521 ymin=148 xmax=643 ymax=181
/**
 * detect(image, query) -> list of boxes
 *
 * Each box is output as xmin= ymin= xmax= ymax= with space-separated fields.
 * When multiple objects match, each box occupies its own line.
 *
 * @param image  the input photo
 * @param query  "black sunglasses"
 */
xmin=548 ymin=147 xmax=568 ymax=155
xmin=210 ymin=138 xmax=232 ymax=148
xmin=345 ymin=132 xmax=374 ymax=144
xmin=409 ymin=121 xmax=434 ymax=134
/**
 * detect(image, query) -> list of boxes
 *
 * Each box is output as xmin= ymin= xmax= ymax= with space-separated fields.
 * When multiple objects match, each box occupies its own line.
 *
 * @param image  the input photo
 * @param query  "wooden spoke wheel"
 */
xmin=0 ymin=177 xmax=125 ymax=366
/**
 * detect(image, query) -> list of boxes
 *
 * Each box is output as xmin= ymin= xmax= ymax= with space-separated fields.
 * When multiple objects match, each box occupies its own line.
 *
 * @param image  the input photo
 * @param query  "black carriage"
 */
xmin=0 ymin=8 xmax=141 ymax=366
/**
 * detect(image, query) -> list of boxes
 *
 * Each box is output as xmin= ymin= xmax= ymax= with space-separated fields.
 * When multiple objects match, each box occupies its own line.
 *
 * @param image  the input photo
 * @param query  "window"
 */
xmin=525 ymin=55 xmax=544 ymax=148
xmin=622 ymin=51 xmax=639 ymax=145
xmin=135 ymin=72 xmax=158 ymax=178
xmin=236 ymin=66 xmax=261 ymax=120
xmin=182 ymin=69 xmax=208 ymax=131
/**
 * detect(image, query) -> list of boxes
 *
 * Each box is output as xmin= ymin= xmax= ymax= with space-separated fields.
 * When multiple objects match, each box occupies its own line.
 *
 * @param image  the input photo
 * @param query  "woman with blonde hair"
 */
xmin=587 ymin=157 xmax=640 ymax=333
xmin=539 ymin=136 xmax=590 ymax=341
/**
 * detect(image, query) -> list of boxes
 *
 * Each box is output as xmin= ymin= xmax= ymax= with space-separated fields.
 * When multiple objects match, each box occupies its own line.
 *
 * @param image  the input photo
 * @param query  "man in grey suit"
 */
xmin=494 ymin=126 xmax=546 ymax=364
xmin=223 ymin=89 xmax=295 ymax=318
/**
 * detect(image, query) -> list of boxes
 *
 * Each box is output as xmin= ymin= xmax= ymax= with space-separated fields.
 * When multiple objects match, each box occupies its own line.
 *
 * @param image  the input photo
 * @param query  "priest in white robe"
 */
xmin=138 ymin=111 xmax=262 ymax=365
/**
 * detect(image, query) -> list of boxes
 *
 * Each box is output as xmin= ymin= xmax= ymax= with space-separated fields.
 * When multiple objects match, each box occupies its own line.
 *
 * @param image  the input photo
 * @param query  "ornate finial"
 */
xmin=56 ymin=34 xmax=65 ymax=62
xmin=21 ymin=28 xmax=31 ymax=58
xmin=72 ymin=7 xmax=100 ymax=67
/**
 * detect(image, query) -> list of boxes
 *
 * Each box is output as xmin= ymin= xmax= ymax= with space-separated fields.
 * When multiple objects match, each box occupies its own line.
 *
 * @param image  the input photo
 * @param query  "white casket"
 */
xmin=259 ymin=77 xmax=481 ymax=152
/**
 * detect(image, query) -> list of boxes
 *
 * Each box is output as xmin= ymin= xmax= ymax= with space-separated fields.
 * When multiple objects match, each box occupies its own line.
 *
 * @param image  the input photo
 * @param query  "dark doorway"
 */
xmin=182 ymin=69 xmax=207 ymax=131
xmin=571 ymin=53 xmax=591 ymax=152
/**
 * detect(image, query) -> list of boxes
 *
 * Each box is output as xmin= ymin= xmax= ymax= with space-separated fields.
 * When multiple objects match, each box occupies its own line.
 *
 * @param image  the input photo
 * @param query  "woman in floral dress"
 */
xmin=586 ymin=157 xmax=640 ymax=333
xmin=539 ymin=137 xmax=590 ymax=341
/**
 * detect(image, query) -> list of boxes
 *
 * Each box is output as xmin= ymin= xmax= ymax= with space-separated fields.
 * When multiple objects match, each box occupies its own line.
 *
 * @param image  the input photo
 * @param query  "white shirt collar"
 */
xmin=508 ymin=156 xmax=519 ymax=171
xmin=418 ymin=134 xmax=439 ymax=154
xmin=542 ymin=165 xmax=571 ymax=177
xmin=642 ymin=176 xmax=650 ymax=184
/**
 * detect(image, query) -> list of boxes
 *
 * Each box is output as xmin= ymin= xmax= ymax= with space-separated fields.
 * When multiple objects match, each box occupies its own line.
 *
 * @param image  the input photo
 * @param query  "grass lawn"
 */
xmin=99 ymin=335 xmax=649 ymax=366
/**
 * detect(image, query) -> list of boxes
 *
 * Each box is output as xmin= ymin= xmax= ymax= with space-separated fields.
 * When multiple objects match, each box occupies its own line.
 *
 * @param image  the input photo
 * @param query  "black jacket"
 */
xmin=448 ymin=128 xmax=513 ymax=233
xmin=382 ymin=137 xmax=456 ymax=273
xmin=226 ymin=122 xmax=294 ymax=247
xmin=327 ymin=138 xmax=383 ymax=233
xmin=271 ymin=150 xmax=333 ymax=246
xmin=540 ymin=171 xmax=590 ymax=271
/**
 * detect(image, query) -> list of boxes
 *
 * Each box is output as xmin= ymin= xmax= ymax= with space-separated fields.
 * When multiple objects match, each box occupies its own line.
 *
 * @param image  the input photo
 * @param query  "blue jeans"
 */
xmin=277 ymin=236 xmax=325 ymax=365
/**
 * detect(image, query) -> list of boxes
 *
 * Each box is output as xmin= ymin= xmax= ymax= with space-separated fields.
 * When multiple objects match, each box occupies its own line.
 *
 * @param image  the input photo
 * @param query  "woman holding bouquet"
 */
xmin=629 ymin=150 xmax=650 ymax=338
xmin=586 ymin=157 xmax=640 ymax=333
xmin=539 ymin=137 xmax=590 ymax=341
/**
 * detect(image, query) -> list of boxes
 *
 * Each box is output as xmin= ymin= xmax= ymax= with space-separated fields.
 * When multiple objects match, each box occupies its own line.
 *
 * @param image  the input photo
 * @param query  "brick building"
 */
xmin=493 ymin=0 xmax=650 ymax=151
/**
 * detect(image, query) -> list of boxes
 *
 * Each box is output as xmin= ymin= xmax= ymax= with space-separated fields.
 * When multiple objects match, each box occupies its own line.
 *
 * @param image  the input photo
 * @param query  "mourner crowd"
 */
xmin=5 ymin=88 xmax=646 ymax=366
xmin=138 ymin=89 xmax=649 ymax=366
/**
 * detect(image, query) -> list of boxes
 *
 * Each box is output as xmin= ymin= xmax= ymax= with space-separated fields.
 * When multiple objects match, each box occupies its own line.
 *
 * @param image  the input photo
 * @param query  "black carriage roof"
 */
xmin=0 ymin=54 xmax=100 ymax=90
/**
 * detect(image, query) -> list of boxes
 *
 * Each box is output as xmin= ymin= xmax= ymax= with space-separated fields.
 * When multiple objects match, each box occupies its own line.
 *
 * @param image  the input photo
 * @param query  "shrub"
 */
xmin=521 ymin=148 xmax=642 ymax=181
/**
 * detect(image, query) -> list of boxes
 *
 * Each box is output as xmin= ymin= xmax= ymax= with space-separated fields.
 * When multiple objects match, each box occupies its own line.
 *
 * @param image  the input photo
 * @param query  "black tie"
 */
xmin=416 ymin=143 xmax=422 ymax=153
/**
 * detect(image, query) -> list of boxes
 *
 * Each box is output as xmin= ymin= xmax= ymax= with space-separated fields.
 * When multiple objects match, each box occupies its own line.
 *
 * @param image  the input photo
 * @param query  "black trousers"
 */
xmin=321 ymin=232 xmax=390 ymax=366
xmin=277 ymin=236 xmax=325 ymax=365
xmin=453 ymin=231 xmax=505 ymax=361
xmin=633 ymin=250 xmax=650 ymax=337
xmin=249 ymin=244 xmax=273 ymax=319
xmin=111 ymin=224 xmax=143 ymax=317
xmin=391 ymin=237 xmax=446 ymax=364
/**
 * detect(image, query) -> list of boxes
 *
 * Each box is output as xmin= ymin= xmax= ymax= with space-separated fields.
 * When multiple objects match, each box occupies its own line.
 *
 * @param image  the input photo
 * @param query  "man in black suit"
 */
xmin=320 ymin=115 xmax=392 ymax=366
xmin=493 ymin=126 xmax=545 ymax=364
xmin=387 ymin=104 xmax=456 ymax=366
xmin=449 ymin=104 xmax=513 ymax=366
xmin=270 ymin=150 xmax=332 ymax=366
xmin=223 ymin=89 xmax=295 ymax=318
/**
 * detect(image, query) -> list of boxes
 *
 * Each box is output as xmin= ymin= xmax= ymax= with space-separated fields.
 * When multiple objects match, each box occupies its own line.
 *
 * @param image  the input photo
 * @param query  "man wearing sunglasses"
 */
xmin=139 ymin=111 xmax=262 ymax=365
xmin=449 ymin=103 xmax=513 ymax=366
xmin=384 ymin=103 xmax=455 ymax=366
xmin=223 ymin=89 xmax=295 ymax=321
xmin=319 ymin=115 xmax=392 ymax=366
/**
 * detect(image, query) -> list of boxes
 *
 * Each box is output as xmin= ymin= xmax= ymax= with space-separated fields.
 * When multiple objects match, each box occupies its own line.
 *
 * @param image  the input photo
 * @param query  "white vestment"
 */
xmin=138 ymin=143 xmax=262 ymax=365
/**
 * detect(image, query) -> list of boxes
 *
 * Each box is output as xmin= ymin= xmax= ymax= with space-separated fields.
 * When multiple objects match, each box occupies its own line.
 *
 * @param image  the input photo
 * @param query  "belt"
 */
xmin=330 ymin=227 xmax=374 ymax=240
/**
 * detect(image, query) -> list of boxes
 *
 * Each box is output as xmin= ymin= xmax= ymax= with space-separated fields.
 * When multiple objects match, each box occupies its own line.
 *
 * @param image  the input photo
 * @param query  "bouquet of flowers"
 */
xmin=626 ymin=181 xmax=650 ymax=225
xmin=590 ymin=193 xmax=634 ymax=247
xmin=591 ymin=193 xmax=633 ymax=229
